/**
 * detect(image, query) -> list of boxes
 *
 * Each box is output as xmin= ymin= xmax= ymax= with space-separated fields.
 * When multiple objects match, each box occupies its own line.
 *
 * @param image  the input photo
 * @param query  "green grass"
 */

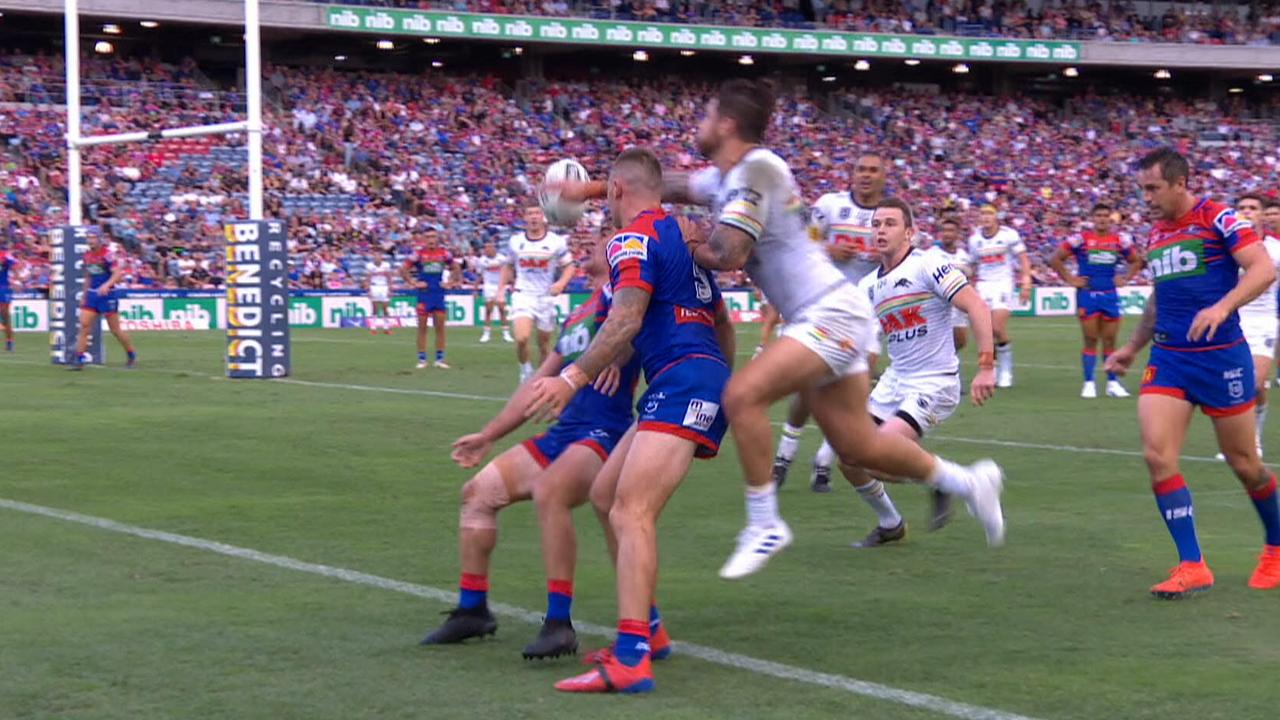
xmin=2 ymin=319 xmax=1278 ymax=720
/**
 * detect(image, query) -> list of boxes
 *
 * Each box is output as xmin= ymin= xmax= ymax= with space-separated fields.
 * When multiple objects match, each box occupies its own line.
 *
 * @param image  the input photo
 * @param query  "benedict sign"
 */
xmin=224 ymin=221 xmax=290 ymax=379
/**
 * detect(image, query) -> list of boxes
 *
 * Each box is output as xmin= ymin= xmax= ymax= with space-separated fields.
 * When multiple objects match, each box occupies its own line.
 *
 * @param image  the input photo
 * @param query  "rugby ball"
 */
xmin=540 ymin=158 xmax=589 ymax=227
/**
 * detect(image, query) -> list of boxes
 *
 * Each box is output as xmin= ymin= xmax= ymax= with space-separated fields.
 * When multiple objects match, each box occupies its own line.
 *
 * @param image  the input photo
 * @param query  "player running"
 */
xmin=526 ymin=148 xmax=734 ymax=694
xmin=930 ymin=217 xmax=974 ymax=353
xmin=969 ymin=205 xmax=1031 ymax=388
xmin=401 ymin=228 xmax=458 ymax=369
xmin=421 ymin=252 xmax=641 ymax=658
xmin=1106 ymin=148 xmax=1280 ymax=596
xmin=842 ymin=198 xmax=998 ymax=546
xmin=477 ymin=241 xmax=513 ymax=344
xmin=773 ymin=151 xmax=886 ymax=493
xmin=1049 ymin=203 xmax=1144 ymax=399
xmin=0 ymin=246 xmax=17 ymax=352
xmin=501 ymin=205 xmax=575 ymax=383
xmin=364 ymin=251 xmax=395 ymax=335
xmin=73 ymin=237 xmax=136 ymax=369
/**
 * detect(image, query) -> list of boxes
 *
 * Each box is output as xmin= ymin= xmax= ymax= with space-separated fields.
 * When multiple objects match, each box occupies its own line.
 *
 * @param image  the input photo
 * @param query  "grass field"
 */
xmin=3 ymin=318 xmax=1279 ymax=720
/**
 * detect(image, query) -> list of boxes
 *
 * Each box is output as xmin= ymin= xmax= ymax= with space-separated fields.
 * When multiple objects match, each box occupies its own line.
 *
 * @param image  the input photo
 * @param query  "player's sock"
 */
xmin=1081 ymin=348 xmax=1097 ymax=382
xmin=1153 ymin=475 xmax=1202 ymax=563
xmin=458 ymin=573 xmax=488 ymax=609
xmin=813 ymin=439 xmax=836 ymax=469
xmin=418 ymin=351 xmax=428 ymax=363
xmin=127 ymin=350 xmax=137 ymax=361
xmin=1104 ymin=352 xmax=1119 ymax=381
xmin=997 ymin=342 xmax=1012 ymax=372
xmin=928 ymin=458 xmax=974 ymax=496
xmin=5 ymin=339 xmax=12 ymax=352
xmin=546 ymin=579 xmax=573 ymax=621
xmin=648 ymin=605 xmax=662 ymax=633
xmin=436 ymin=349 xmax=445 ymax=362
xmin=855 ymin=479 xmax=903 ymax=528
xmin=613 ymin=619 xmax=650 ymax=667
xmin=1248 ymin=473 xmax=1280 ymax=546
xmin=777 ymin=423 xmax=804 ymax=462
xmin=746 ymin=481 xmax=781 ymax=528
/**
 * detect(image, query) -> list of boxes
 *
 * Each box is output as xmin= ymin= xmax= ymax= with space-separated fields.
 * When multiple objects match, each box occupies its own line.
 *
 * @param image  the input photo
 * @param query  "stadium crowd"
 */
xmin=327 ymin=0 xmax=1280 ymax=46
xmin=2 ymin=49 xmax=1279 ymax=293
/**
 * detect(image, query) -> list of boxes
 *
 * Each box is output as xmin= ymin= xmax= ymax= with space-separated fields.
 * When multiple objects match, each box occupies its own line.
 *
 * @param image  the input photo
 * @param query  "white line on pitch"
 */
xmin=0 ymin=497 xmax=1039 ymax=720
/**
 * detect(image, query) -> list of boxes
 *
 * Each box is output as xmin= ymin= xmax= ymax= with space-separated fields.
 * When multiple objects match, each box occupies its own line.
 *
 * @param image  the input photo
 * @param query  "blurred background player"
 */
xmin=0 ymin=244 xmax=16 ymax=352
xmin=364 ymin=251 xmax=394 ymax=335
xmin=478 ymin=241 xmax=513 ymax=344
xmin=754 ymin=287 xmax=779 ymax=358
xmin=969 ymin=205 xmax=1031 ymax=388
xmin=401 ymin=227 xmax=458 ymax=369
xmin=930 ymin=217 xmax=974 ymax=353
xmin=1049 ymin=203 xmax=1144 ymax=399
xmin=1107 ymin=148 xmax=1280 ymax=597
xmin=501 ymin=205 xmax=574 ymax=382
xmin=73 ymin=236 xmax=136 ymax=369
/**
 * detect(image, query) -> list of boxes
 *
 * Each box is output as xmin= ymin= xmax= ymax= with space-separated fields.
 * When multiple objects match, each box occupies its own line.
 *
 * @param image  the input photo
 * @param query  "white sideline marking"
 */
xmin=0 ymin=497 xmax=1040 ymax=720
xmin=273 ymin=378 xmax=502 ymax=403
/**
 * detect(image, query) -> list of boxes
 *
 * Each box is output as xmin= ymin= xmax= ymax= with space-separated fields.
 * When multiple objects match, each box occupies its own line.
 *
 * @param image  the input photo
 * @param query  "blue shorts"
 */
xmin=523 ymin=419 xmax=628 ymax=467
xmin=636 ymin=355 xmax=730 ymax=459
xmin=1077 ymin=289 xmax=1120 ymax=321
xmin=81 ymin=290 xmax=118 ymax=315
xmin=416 ymin=292 xmax=446 ymax=315
xmin=0 ymin=288 xmax=11 ymax=304
xmin=1141 ymin=341 xmax=1256 ymax=417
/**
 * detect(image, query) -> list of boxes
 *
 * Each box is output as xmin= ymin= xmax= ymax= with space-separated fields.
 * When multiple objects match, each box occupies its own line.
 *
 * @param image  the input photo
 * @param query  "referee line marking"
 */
xmin=0 ymin=497 xmax=1040 ymax=720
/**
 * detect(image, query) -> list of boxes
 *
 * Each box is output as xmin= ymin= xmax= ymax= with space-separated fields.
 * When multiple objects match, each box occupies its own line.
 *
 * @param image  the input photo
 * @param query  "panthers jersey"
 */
xmin=1060 ymin=231 xmax=1138 ymax=292
xmin=809 ymin=191 xmax=879 ymax=282
xmin=689 ymin=148 xmax=846 ymax=320
xmin=858 ymin=248 xmax=969 ymax=376
xmin=557 ymin=285 xmax=641 ymax=429
xmin=404 ymin=247 xmax=453 ymax=294
xmin=968 ymin=226 xmax=1026 ymax=286
xmin=365 ymin=260 xmax=394 ymax=288
xmin=1237 ymin=236 xmax=1280 ymax=323
xmin=479 ymin=253 xmax=507 ymax=288
xmin=607 ymin=207 xmax=726 ymax=381
xmin=928 ymin=244 xmax=972 ymax=279
xmin=1146 ymin=197 xmax=1258 ymax=350
xmin=84 ymin=247 xmax=115 ymax=290
xmin=507 ymin=231 xmax=571 ymax=295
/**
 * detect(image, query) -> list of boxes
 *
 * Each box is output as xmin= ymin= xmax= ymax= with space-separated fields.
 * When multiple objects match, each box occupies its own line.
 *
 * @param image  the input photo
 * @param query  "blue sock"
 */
xmin=127 ymin=350 xmax=137 ymax=361
xmin=4 ymin=340 xmax=11 ymax=351
xmin=1249 ymin=475 xmax=1280 ymax=547
xmin=615 ymin=619 xmax=649 ymax=667
xmin=418 ymin=351 xmax=427 ymax=362
xmin=1104 ymin=352 xmax=1118 ymax=382
xmin=1154 ymin=475 xmax=1202 ymax=563
xmin=436 ymin=349 xmax=445 ymax=362
xmin=546 ymin=579 xmax=573 ymax=621
xmin=458 ymin=573 xmax=488 ymax=609
xmin=648 ymin=604 xmax=662 ymax=633
xmin=1082 ymin=350 xmax=1096 ymax=382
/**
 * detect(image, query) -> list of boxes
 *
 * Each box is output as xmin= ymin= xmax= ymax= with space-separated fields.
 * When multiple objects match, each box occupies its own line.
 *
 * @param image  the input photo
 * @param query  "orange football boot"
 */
xmin=582 ymin=622 xmax=671 ymax=665
xmin=1150 ymin=560 xmax=1214 ymax=599
xmin=1247 ymin=546 xmax=1280 ymax=590
xmin=555 ymin=655 xmax=654 ymax=694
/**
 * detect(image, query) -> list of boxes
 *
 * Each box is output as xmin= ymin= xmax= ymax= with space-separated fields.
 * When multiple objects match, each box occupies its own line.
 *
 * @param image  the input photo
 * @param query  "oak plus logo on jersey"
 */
xmin=877 ymin=295 xmax=929 ymax=342
xmin=1147 ymin=241 xmax=1204 ymax=282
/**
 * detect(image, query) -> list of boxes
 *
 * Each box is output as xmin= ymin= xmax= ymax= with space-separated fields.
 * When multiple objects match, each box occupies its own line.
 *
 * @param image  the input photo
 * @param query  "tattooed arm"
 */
xmin=692 ymin=225 xmax=755 ymax=272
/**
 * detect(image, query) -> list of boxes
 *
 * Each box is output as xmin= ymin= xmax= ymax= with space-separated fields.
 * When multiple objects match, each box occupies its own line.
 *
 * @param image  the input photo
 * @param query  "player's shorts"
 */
xmin=950 ymin=306 xmax=969 ymax=330
xmin=977 ymin=280 xmax=1013 ymax=312
xmin=0 ymin=288 xmax=11 ymax=304
xmin=636 ymin=355 xmax=730 ymax=459
xmin=781 ymin=281 xmax=877 ymax=379
xmin=868 ymin=366 xmax=961 ymax=436
xmin=1078 ymin=289 xmax=1121 ymax=321
xmin=482 ymin=283 xmax=504 ymax=303
xmin=416 ymin=291 xmax=446 ymax=315
xmin=81 ymin=289 xmax=118 ymax=315
xmin=1141 ymin=341 xmax=1256 ymax=417
xmin=369 ymin=285 xmax=390 ymax=303
xmin=511 ymin=291 xmax=557 ymax=333
xmin=1241 ymin=316 xmax=1278 ymax=359
xmin=522 ymin=418 xmax=629 ymax=468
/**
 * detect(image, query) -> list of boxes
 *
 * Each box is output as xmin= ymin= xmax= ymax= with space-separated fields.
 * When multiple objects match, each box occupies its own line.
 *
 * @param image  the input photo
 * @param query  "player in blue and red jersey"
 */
xmin=1107 ymin=148 xmax=1280 ymax=596
xmin=400 ymin=227 xmax=459 ymax=369
xmin=526 ymin=148 xmax=735 ymax=695
xmin=1050 ymin=202 xmax=1145 ymax=399
xmin=421 ymin=245 xmax=648 ymax=661
xmin=0 ymin=246 xmax=18 ymax=351
xmin=74 ymin=236 xmax=136 ymax=368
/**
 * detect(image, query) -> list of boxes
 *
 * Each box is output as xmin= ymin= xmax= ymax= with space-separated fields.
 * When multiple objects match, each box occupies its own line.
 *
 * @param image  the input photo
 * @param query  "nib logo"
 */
xmin=290 ymin=303 xmax=319 ymax=326
xmin=120 ymin=305 xmax=156 ymax=321
xmin=1148 ymin=241 xmax=1203 ymax=282
xmin=166 ymin=303 xmax=213 ymax=328
xmin=11 ymin=306 xmax=40 ymax=329
xmin=329 ymin=302 xmax=368 ymax=325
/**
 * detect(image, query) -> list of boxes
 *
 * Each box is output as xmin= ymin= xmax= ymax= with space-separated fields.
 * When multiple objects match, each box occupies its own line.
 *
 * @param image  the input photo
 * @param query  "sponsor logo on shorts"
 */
xmin=1142 ymin=365 xmax=1157 ymax=385
xmin=807 ymin=325 xmax=856 ymax=352
xmin=643 ymin=391 xmax=667 ymax=414
xmin=682 ymin=399 xmax=720 ymax=431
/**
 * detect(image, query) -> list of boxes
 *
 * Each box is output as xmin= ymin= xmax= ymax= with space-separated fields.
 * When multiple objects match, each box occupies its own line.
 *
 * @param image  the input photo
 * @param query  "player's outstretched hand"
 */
xmin=1188 ymin=303 xmax=1229 ymax=343
xmin=970 ymin=367 xmax=996 ymax=407
xmin=544 ymin=179 xmax=589 ymax=202
xmin=452 ymin=433 xmax=493 ymax=468
xmin=1105 ymin=346 xmax=1136 ymax=376
xmin=594 ymin=364 xmax=622 ymax=397
xmin=524 ymin=376 xmax=574 ymax=422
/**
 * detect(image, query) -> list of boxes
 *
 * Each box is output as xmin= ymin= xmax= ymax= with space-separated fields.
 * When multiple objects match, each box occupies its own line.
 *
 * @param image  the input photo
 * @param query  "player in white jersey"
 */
xmin=841 ymin=198 xmax=998 ymax=546
xmin=1225 ymin=195 xmax=1280 ymax=458
xmin=477 ymin=241 xmax=513 ymax=344
xmin=930 ymin=217 xmax=974 ymax=352
xmin=773 ymin=152 xmax=887 ymax=493
xmin=364 ymin=252 xmax=395 ymax=335
xmin=968 ymin=205 xmax=1031 ymax=388
xmin=500 ymin=205 xmax=575 ymax=383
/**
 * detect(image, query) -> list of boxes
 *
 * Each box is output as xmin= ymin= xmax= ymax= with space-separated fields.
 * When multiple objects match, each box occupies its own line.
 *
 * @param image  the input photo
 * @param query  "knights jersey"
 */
xmin=404 ymin=247 xmax=453 ymax=294
xmin=809 ymin=191 xmax=879 ymax=282
xmin=968 ymin=226 xmax=1026 ymax=285
xmin=479 ymin=253 xmax=508 ymax=288
xmin=1059 ymin=231 xmax=1138 ymax=293
xmin=1146 ymin=197 xmax=1258 ymax=350
xmin=506 ymin=231 xmax=571 ymax=295
xmin=857 ymin=248 xmax=969 ymax=376
xmin=607 ymin=207 xmax=726 ymax=381
xmin=365 ymin=260 xmax=394 ymax=288
xmin=557 ymin=285 xmax=641 ymax=427
xmin=0 ymin=251 xmax=14 ymax=289
xmin=1237 ymin=236 xmax=1280 ymax=322
xmin=84 ymin=247 xmax=115 ymax=291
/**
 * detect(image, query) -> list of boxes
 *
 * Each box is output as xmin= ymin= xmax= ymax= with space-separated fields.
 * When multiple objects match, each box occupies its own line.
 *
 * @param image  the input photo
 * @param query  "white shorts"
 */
xmin=510 ymin=291 xmax=558 ymax=333
xmin=951 ymin=306 xmax=970 ymax=329
xmin=977 ymin=280 xmax=1013 ymax=312
xmin=780 ymin=282 xmax=877 ymax=379
xmin=482 ymin=284 xmax=504 ymax=303
xmin=369 ymin=285 xmax=390 ymax=303
xmin=868 ymin=366 xmax=961 ymax=436
xmin=1242 ymin=317 xmax=1278 ymax=358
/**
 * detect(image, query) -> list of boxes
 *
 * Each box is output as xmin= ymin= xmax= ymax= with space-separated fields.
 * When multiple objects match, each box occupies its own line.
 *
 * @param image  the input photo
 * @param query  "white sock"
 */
xmin=997 ymin=343 xmax=1013 ymax=373
xmin=928 ymin=457 xmax=974 ymax=498
xmin=521 ymin=361 xmax=533 ymax=373
xmin=1258 ymin=403 xmax=1269 ymax=445
xmin=746 ymin=482 xmax=781 ymax=528
xmin=855 ymin=479 xmax=902 ymax=528
xmin=813 ymin=439 xmax=836 ymax=469
xmin=777 ymin=423 xmax=804 ymax=462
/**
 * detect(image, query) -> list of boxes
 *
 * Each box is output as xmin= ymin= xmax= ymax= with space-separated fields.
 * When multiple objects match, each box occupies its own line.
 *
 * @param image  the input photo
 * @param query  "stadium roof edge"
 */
xmin=4 ymin=0 xmax=1279 ymax=70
